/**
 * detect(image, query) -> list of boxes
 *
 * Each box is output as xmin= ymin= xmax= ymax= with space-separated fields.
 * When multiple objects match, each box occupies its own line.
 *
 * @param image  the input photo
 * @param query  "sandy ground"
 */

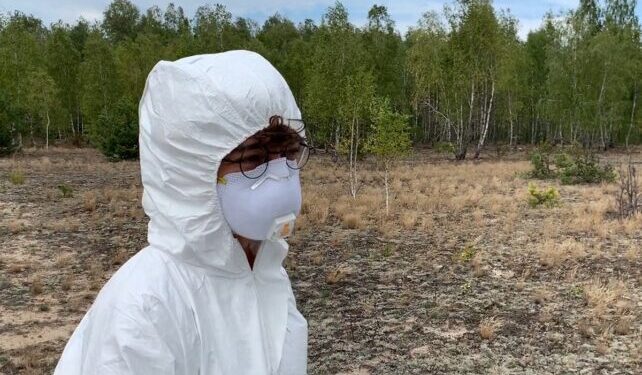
xmin=0 ymin=146 xmax=640 ymax=374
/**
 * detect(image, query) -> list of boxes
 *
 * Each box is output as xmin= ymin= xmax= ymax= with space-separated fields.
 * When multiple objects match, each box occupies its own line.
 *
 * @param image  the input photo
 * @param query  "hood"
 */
xmin=138 ymin=50 xmax=303 ymax=274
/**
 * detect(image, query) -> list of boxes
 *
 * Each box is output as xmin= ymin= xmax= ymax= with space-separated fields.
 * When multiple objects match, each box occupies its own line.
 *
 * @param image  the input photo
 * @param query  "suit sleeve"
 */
xmin=55 ymin=296 xmax=186 ymax=375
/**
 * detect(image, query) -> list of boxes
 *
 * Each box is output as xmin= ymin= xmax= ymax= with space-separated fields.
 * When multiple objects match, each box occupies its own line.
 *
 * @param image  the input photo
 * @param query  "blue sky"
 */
xmin=0 ymin=1 xmax=639 ymax=39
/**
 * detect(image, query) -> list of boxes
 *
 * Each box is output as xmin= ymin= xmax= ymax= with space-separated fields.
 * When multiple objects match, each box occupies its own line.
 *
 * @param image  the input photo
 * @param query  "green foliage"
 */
xmin=527 ymin=183 xmax=560 ymax=208
xmin=558 ymin=154 xmax=616 ymax=184
xmin=57 ymin=184 xmax=73 ymax=198
xmin=528 ymin=144 xmax=556 ymax=179
xmin=103 ymin=0 xmax=140 ymax=43
xmin=365 ymin=97 xmax=412 ymax=161
xmin=528 ymin=145 xmax=615 ymax=184
xmin=9 ymin=169 xmax=25 ymax=185
xmin=1 ymin=0 xmax=642 ymax=158
xmin=92 ymin=98 xmax=139 ymax=160
xmin=459 ymin=245 xmax=477 ymax=262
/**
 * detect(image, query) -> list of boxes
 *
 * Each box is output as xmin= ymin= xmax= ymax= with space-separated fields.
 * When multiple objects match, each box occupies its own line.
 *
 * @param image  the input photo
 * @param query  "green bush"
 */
xmin=554 ymin=153 xmax=573 ymax=169
xmin=90 ymin=98 xmax=139 ymax=161
xmin=558 ymin=154 xmax=616 ymax=185
xmin=57 ymin=184 xmax=73 ymax=198
xmin=527 ymin=183 xmax=560 ymax=208
xmin=528 ymin=145 xmax=556 ymax=179
xmin=527 ymin=145 xmax=615 ymax=185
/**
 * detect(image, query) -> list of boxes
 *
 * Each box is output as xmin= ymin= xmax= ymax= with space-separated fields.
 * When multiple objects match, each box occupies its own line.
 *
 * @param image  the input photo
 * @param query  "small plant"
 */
xmin=58 ymin=184 xmax=74 ymax=198
xmin=9 ymin=169 xmax=25 ymax=184
xmin=567 ymin=285 xmax=584 ymax=299
xmin=382 ymin=244 xmax=395 ymax=257
xmin=459 ymin=245 xmax=477 ymax=262
xmin=558 ymin=154 xmax=616 ymax=185
xmin=527 ymin=183 xmax=560 ymax=208
xmin=528 ymin=144 xmax=556 ymax=179
xmin=616 ymin=160 xmax=639 ymax=219
xmin=479 ymin=317 xmax=503 ymax=340
xmin=30 ymin=277 xmax=43 ymax=295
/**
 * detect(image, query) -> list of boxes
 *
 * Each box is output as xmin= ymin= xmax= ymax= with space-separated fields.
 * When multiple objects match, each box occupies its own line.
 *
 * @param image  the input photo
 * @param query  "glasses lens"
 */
xmin=240 ymin=147 xmax=268 ymax=179
xmin=286 ymin=144 xmax=309 ymax=170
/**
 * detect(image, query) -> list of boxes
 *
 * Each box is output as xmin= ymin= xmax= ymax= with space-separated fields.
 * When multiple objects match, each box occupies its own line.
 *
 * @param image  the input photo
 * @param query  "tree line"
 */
xmin=0 ymin=0 xmax=641 ymax=160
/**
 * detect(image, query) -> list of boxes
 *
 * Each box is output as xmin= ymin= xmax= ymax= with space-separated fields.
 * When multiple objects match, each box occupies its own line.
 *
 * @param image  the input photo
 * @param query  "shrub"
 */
xmin=527 ymin=145 xmax=615 ymax=185
xmin=90 ymin=97 xmax=139 ymax=161
xmin=528 ymin=145 xmax=556 ymax=179
xmin=558 ymin=154 xmax=616 ymax=185
xmin=58 ymin=184 xmax=74 ymax=198
xmin=527 ymin=183 xmax=560 ymax=208
xmin=616 ymin=160 xmax=640 ymax=219
xmin=9 ymin=169 xmax=25 ymax=185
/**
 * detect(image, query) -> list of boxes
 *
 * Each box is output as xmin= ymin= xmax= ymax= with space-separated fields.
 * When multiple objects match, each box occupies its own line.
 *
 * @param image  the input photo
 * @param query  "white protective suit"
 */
xmin=54 ymin=50 xmax=308 ymax=375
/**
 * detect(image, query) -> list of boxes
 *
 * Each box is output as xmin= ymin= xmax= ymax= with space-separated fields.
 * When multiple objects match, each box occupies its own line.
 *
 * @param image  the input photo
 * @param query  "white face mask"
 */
xmin=216 ymin=157 xmax=302 ymax=241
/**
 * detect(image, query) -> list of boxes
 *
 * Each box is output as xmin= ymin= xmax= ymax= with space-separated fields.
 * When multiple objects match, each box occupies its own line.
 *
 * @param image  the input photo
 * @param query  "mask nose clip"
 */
xmin=250 ymin=157 xmax=289 ymax=190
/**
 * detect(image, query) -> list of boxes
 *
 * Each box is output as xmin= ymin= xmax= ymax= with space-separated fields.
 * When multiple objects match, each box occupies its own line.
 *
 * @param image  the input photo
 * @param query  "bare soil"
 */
xmin=0 ymin=147 xmax=640 ymax=374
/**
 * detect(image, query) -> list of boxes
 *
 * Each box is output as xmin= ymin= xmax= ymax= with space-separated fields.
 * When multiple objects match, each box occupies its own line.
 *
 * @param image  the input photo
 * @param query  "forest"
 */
xmin=0 ymin=0 xmax=641 ymax=160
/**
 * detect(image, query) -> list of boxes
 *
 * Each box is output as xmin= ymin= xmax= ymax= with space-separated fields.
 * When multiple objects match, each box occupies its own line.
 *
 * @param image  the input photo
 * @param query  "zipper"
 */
xmin=252 ymin=241 xmax=275 ymax=374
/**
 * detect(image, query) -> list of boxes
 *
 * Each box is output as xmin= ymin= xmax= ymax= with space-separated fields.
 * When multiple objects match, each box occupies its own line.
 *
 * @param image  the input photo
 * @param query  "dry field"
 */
xmin=0 ymin=147 xmax=640 ymax=374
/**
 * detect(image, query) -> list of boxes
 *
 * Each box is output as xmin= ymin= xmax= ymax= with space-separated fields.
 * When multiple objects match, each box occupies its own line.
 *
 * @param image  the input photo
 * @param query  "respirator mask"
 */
xmin=217 ymin=157 xmax=301 ymax=241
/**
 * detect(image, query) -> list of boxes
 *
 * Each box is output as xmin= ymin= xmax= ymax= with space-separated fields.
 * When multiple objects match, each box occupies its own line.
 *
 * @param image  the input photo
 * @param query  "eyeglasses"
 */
xmin=222 ymin=117 xmax=314 ymax=179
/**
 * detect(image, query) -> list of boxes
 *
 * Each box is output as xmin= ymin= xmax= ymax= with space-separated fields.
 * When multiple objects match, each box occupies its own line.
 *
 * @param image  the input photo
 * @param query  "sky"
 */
xmin=0 ymin=1 xmax=640 ymax=40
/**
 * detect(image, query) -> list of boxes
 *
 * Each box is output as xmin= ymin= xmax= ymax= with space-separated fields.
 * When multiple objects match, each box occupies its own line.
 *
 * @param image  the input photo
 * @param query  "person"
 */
xmin=54 ymin=50 xmax=309 ymax=374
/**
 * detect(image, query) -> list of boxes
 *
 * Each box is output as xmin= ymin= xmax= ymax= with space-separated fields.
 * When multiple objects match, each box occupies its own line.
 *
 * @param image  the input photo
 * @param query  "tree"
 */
xmin=24 ymin=69 xmax=58 ymax=148
xmin=363 ymin=5 xmax=405 ymax=109
xmin=80 ymin=29 xmax=122 ymax=148
xmin=338 ymin=70 xmax=376 ymax=198
xmin=193 ymin=3 xmax=233 ymax=53
xmin=47 ymin=23 xmax=82 ymax=138
xmin=365 ymin=97 xmax=412 ymax=215
xmin=95 ymin=98 xmax=139 ymax=160
xmin=103 ymin=0 xmax=140 ymax=43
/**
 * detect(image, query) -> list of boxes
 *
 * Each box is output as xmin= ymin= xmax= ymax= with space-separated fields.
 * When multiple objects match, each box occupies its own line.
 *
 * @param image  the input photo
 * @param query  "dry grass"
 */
xmin=44 ymin=218 xmax=81 ymax=232
xmin=8 ymin=219 xmax=26 ymax=233
xmin=30 ymin=276 xmax=43 ymax=295
xmin=112 ymin=248 xmax=129 ymax=265
xmin=82 ymin=191 xmax=97 ymax=211
xmin=55 ymin=254 xmax=73 ymax=268
xmin=9 ymin=168 xmax=25 ymax=184
xmin=341 ymin=212 xmax=365 ymax=229
xmin=61 ymin=274 xmax=73 ymax=291
xmin=584 ymin=278 xmax=628 ymax=319
xmin=302 ymin=196 xmax=330 ymax=225
xmin=1 ymin=148 xmax=641 ymax=374
xmin=325 ymin=266 xmax=354 ymax=285
xmin=537 ymin=238 xmax=586 ymax=267
xmin=479 ymin=317 xmax=503 ymax=340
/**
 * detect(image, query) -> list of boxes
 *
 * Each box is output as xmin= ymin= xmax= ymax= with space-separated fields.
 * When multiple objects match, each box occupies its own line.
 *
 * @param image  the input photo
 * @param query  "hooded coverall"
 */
xmin=54 ymin=50 xmax=308 ymax=375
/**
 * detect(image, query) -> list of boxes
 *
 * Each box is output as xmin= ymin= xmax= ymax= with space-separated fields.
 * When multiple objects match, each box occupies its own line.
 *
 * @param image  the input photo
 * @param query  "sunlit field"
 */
xmin=1 ymin=147 xmax=640 ymax=374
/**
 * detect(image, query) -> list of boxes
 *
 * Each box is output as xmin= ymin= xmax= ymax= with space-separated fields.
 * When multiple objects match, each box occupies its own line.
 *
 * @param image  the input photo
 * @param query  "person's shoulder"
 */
xmin=91 ymin=247 xmax=184 ymax=314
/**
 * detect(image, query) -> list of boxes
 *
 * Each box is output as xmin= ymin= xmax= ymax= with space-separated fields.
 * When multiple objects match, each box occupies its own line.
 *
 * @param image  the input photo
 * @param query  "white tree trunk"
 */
xmin=626 ymin=86 xmax=637 ymax=149
xmin=384 ymin=164 xmax=389 ymax=216
xmin=45 ymin=109 xmax=50 ymax=149
xmin=475 ymin=79 xmax=494 ymax=159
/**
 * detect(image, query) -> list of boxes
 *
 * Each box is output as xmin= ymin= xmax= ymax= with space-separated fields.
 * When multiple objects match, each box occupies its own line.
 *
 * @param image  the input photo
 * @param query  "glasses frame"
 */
xmin=221 ymin=117 xmax=315 ymax=179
